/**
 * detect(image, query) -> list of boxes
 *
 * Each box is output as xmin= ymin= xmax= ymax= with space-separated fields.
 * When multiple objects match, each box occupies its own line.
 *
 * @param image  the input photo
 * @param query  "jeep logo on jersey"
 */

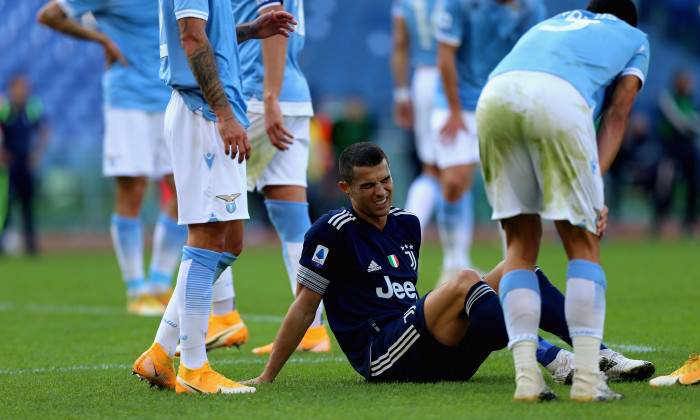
xmin=311 ymin=245 xmax=329 ymax=268
xmin=216 ymin=193 xmax=241 ymax=214
xmin=376 ymin=276 xmax=417 ymax=300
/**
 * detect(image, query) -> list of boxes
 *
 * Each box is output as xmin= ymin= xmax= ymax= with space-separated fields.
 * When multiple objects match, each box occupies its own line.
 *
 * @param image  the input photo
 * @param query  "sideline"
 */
xmin=0 ymin=356 xmax=348 ymax=376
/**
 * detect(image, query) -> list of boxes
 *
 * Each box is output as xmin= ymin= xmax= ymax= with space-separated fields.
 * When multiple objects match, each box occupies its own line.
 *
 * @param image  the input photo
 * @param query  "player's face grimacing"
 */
xmin=340 ymin=160 xmax=393 ymax=229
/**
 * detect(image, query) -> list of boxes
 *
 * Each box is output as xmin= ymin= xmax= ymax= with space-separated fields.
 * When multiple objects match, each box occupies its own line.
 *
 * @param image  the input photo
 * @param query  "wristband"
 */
xmin=393 ymin=87 xmax=411 ymax=102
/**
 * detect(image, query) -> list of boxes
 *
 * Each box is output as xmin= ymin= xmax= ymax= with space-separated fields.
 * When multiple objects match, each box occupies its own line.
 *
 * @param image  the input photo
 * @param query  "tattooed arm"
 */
xmin=178 ymin=17 xmax=250 ymax=163
xmin=37 ymin=0 xmax=128 ymax=67
xmin=235 ymin=10 xmax=296 ymax=44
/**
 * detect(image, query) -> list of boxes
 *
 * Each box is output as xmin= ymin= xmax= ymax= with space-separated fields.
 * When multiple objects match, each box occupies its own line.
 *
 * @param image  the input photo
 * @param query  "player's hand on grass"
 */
xmin=393 ymin=99 xmax=413 ymax=131
xmin=250 ymin=10 xmax=297 ymax=39
xmin=102 ymin=37 xmax=128 ymax=68
xmin=597 ymin=204 xmax=609 ymax=237
xmin=265 ymin=98 xmax=294 ymax=151
xmin=240 ymin=377 xmax=267 ymax=385
xmin=218 ymin=115 xmax=251 ymax=163
xmin=439 ymin=110 xmax=467 ymax=144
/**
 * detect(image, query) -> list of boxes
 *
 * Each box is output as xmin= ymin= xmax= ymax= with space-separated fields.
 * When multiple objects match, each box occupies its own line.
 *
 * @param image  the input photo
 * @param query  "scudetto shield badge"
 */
xmin=216 ymin=193 xmax=241 ymax=214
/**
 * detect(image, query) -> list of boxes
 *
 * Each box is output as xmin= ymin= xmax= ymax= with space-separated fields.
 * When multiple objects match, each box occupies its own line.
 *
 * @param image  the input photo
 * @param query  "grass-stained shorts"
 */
xmin=476 ymin=71 xmax=603 ymax=234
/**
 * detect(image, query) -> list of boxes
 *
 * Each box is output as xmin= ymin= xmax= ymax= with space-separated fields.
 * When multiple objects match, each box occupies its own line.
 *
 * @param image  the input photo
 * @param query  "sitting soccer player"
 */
xmin=242 ymin=142 xmax=653 ymax=393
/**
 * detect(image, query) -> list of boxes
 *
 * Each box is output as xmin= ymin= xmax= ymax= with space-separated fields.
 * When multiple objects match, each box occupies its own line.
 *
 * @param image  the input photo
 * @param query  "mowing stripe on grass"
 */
xmin=0 ymin=302 xmax=284 ymax=323
xmin=0 ymin=356 xmax=348 ymax=375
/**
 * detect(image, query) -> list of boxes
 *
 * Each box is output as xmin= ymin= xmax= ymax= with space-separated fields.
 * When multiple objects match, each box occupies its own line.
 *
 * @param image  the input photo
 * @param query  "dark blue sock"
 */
xmin=463 ymin=281 xmax=508 ymax=350
xmin=537 ymin=336 xmax=563 ymax=366
xmin=536 ymin=266 xmax=572 ymax=346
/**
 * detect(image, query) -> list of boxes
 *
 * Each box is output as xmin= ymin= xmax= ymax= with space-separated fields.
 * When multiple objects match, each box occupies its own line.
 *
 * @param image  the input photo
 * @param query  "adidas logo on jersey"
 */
xmin=367 ymin=260 xmax=382 ymax=272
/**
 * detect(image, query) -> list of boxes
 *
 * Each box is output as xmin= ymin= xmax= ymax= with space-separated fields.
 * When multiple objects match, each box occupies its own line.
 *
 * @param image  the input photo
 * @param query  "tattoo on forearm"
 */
xmin=235 ymin=23 xmax=252 ymax=44
xmin=179 ymin=20 xmax=229 ymax=113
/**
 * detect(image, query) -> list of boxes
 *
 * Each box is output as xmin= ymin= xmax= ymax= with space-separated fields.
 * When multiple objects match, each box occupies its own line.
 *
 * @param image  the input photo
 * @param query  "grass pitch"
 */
xmin=0 ymin=237 xmax=698 ymax=419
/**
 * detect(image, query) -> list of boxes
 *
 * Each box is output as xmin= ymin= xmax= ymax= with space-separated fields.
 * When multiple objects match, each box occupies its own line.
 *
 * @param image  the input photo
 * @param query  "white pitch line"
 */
xmin=0 ymin=302 xmax=285 ymax=323
xmin=0 ymin=356 xmax=347 ymax=376
xmin=532 ymin=338 xmax=660 ymax=354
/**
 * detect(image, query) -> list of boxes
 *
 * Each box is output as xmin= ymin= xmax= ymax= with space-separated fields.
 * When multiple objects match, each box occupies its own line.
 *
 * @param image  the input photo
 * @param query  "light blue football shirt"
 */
xmin=434 ymin=0 xmax=545 ymax=111
xmin=392 ymin=0 xmax=439 ymax=67
xmin=57 ymin=0 xmax=171 ymax=112
xmin=233 ymin=0 xmax=311 ymax=116
xmin=159 ymin=0 xmax=249 ymax=125
xmin=490 ymin=10 xmax=650 ymax=120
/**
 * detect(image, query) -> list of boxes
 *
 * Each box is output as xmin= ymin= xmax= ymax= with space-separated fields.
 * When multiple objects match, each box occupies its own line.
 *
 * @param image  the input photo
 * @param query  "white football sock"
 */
xmin=211 ymin=266 xmax=235 ymax=316
xmin=154 ymin=275 xmax=183 ymax=358
xmin=572 ymin=335 xmax=602 ymax=375
xmin=405 ymin=174 xmax=440 ymax=234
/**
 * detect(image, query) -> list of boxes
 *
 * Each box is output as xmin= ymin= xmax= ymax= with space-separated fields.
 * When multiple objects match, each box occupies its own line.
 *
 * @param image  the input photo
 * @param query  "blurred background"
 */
xmin=1 ymin=0 xmax=699 ymax=254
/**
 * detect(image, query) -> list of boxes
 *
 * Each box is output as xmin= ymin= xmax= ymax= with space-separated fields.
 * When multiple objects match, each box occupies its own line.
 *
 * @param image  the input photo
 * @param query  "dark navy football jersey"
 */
xmin=297 ymin=206 xmax=421 ymax=375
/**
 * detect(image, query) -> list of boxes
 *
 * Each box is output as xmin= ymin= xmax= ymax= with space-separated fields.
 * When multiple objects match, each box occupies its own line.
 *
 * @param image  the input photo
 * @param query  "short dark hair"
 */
xmin=586 ymin=0 xmax=637 ymax=27
xmin=338 ymin=142 xmax=389 ymax=184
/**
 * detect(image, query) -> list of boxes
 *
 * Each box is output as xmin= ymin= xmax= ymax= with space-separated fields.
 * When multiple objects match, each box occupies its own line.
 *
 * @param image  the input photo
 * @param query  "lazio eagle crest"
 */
xmin=216 ymin=193 xmax=241 ymax=214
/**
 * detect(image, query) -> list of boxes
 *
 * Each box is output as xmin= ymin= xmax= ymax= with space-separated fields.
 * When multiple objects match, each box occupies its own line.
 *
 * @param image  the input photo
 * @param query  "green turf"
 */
xmin=0 ymin=239 xmax=698 ymax=418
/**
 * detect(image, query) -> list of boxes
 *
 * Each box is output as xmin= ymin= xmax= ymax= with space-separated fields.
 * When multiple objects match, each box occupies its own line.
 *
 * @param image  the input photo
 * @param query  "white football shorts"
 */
xmin=164 ymin=90 xmax=249 ymax=225
xmin=411 ymin=66 xmax=438 ymax=166
xmin=245 ymin=112 xmax=310 ymax=192
xmin=102 ymin=107 xmax=171 ymax=178
xmin=476 ymin=70 xmax=603 ymax=234
xmin=430 ymin=108 xmax=480 ymax=169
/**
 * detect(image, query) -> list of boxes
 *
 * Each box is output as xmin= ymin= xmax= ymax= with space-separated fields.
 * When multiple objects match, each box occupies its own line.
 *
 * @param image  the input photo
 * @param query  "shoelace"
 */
xmin=677 ymin=353 xmax=700 ymax=374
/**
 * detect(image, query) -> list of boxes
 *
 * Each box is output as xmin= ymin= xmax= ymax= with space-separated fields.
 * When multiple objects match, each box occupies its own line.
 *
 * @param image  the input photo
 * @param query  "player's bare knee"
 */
xmin=441 ymin=180 xmax=467 ymax=202
xmin=482 ymin=261 xmax=504 ymax=293
xmin=450 ymin=269 xmax=481 ymax=297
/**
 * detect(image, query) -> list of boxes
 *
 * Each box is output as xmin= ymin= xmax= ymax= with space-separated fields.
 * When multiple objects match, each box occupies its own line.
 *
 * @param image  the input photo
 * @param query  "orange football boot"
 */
xmin=252 ymin=325 xmax=331 ymax=355
xmin=132 ymin=342 xmax=176 ymax=390
xmin=176 ymin=362 xmax=256 ymax=394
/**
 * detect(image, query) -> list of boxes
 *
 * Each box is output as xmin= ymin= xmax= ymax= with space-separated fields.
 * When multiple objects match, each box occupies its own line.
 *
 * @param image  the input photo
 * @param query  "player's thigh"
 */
xmin=431 ymin=109 xmax=480 ymax=170
xmin=103 ymin=108 xmax=159 ymax=177
xmin=367 ymin=298 xmax=464 ymax=382
xmin=412 ymin=67 xmax=438 ymax=166
xmin=254 ymin=116 xmax=310 ymax=191
xmin=476 ymin=77 xmax=540 ymax=220
xmin=165 ymin=91 xmax=249 ymax=225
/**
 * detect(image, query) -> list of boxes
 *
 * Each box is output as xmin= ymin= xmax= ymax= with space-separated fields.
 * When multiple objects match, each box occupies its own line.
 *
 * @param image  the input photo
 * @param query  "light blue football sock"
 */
xmin=265 ymin=199 xmax=325 ymax=327
xmin=179 ymin=246 xmax=220 ymax=369
xmin=565 ymin=260 xmax=607 ymax=339
xmin=500 ymin=269 xmax=541 ymax=348
xmin=265 ymin=199 xmax=311 ymax=292
xmin=436 ymin=191 xmax=474 ymax=269
xmin=148 ymin=213 xmax=188 ymax=294
xmin=110 ymin=213 xmax=145 ymax=299
xmin=212 ymin=252 xmax=237 ymax=315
